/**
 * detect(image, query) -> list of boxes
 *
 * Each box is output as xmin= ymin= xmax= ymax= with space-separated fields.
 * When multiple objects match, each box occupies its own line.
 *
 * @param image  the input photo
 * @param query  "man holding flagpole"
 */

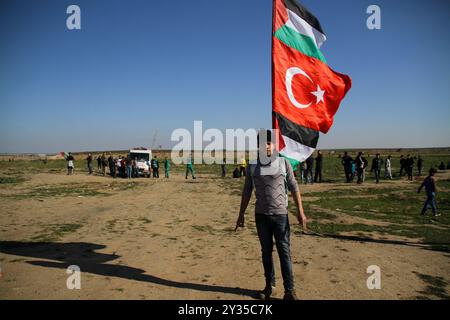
xmin=235 ymin=129 xmax=307 ymax=300
xmin=236 ymin=0 xmax=351 ymax=300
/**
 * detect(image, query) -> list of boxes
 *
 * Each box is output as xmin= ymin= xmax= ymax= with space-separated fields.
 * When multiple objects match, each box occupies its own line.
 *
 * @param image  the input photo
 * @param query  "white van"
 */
xmin=129 ymin=148 xmax=152 ymax=177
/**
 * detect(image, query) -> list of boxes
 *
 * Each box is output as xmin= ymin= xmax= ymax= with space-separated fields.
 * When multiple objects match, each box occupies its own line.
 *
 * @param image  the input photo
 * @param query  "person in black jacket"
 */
xmin=417 ymin=155 xmax=424 ymax=176
xmin=370 ymin=154 xmax=383 ymax=184
xmin=399 ymin=155 xmax=406 ymax=176
xmin=314 ymin=150 xmax=323 ymax=183
xmin=406 ymin=154 xmax=414 ymax=181
xmin=233 ymin=167 xmax=240 ymax=178
xmin=342 ymin=152 xmax=353 ymax=183
xmin=86 ymin=153 xmax=93 ymax=175
xmin=97 ymin=155 xmax=102 ymax=173
xmin=108 ymin=154 xmax=115 ymax=177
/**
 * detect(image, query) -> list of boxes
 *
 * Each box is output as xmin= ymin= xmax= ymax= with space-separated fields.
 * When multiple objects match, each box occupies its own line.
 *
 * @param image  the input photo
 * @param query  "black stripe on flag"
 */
xmin=284 ymin=0 xmax=325 ymax=35
xmin=274 ymin=112 xmax=319 ymax=149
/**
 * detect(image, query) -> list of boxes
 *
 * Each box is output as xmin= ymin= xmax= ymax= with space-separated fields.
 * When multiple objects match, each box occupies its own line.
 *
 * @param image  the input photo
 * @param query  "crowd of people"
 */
xmin=65 ymin=153 xmax=171 ymax=179
xmin=224 ymin=151 xmax=450 ymax=187
xmin=64 ymin=149 xmax=446 ymax=220
xmin=340 ymin=152 xmax=433 ymax=184
xmin=63 ymin=152 xmax=201 ymax=180
xmin=65 ymin=151 xmax=450 ymax=184
xmin=298 ymin=151 xmax=323 ymax=184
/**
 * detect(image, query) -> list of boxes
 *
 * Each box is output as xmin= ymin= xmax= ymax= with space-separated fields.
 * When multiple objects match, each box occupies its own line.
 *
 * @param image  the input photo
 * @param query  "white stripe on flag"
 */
xmin=285 ymin=9 xmax=326 ymax=49
xmin=279 ymin=134 xmax=315 ymax=163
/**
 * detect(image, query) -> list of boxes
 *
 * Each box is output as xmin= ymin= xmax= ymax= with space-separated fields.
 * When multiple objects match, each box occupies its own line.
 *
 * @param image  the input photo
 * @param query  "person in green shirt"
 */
xmin=185 ymin=154 xmax=196 ymax=179
xmin=164 ymin=157 xmax=170 ymax=178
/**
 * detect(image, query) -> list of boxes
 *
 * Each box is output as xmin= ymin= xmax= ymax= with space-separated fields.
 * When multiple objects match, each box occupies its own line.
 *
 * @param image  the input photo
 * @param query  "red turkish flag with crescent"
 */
xmin=272 ymin=37 xmax=352 ymax=134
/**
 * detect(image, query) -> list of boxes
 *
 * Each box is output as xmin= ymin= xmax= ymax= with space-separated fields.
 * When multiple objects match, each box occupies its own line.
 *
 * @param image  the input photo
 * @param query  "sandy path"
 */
xmin=0 ymin=172 xmax=449 ymax=299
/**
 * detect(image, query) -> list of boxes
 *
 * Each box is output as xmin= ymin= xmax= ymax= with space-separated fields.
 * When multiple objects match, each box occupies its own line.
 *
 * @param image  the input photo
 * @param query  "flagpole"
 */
xmin=271 ymin=0 xmax=276 ymax=131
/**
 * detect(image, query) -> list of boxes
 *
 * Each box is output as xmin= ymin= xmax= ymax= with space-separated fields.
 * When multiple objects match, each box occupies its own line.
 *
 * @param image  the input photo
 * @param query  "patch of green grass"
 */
xmin=0 ymin=176 xmax=26 ymax=185
xmin=9 ymin=184 xmax=110 ymax=200
xmin=294 ymin=202 xmax=337 ymax=221
xmin=31 ymin=223 xmax=83 ymax=242
xmin=293 ymin=180 xmax=450 ymax=248
xmin=305 ymin=187 xmax=400 ymax=198
xmin=110 ymin=181 xmax=142 ymax=191
xmin=308 ymin=190 xmax=450 ymax=226
xmin=297 ymin=219 xmax=450 ymax=251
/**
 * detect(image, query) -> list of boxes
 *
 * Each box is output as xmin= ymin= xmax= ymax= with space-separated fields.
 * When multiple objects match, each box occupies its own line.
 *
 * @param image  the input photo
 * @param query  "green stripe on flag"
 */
xmin=280 ymin=152 xmax=300 ymax=172
xmin=275 ymin=25 xmax=327 ymax=64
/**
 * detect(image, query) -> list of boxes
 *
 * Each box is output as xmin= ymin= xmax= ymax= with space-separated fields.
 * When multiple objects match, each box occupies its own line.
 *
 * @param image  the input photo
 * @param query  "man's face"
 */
xmin=266 ymin=142 xmax=274 ymax=156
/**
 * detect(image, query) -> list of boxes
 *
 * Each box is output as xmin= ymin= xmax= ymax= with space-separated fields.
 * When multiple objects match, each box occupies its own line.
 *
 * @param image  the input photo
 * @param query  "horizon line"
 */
xmin=1 ymin=146 xmax=450 ymax=156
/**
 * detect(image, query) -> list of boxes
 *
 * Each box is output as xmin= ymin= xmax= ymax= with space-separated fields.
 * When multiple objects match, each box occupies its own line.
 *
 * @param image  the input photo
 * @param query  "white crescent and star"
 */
xmin=285 ymin=67 xmax=325 ymax=109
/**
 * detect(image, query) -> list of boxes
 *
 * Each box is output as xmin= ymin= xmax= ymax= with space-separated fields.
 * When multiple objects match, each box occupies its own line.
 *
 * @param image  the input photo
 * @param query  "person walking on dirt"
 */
xmin=185 ymin=154 xmax=196 ymax=179
xmin=384 ymin=155 xmax=392 ymax=180
xmin=164 ymin=157 xmax=170 ymax=178
xmin=66 ymin=152 xmax=75 ymax=175
xmin=370 ymin=154 xmax=383 ymax=184
xmin=86 ymin=153 xmax=93 ymax=175
xmin=314 ymin=150 xmax=323 ymax=183
xmin=418 ymin=168 xmax=440 ymax=217
xmin=235 ymin=130 xmax=307 ymax=300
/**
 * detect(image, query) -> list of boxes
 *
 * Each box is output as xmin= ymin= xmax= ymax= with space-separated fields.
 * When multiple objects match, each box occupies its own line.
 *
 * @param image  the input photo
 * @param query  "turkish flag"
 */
xmin=272 ymin=37 xmax=352 ymax=133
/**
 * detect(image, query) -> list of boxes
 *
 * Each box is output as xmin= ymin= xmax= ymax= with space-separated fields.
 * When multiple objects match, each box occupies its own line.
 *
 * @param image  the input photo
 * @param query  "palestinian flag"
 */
xmin=272 ymin=0 xmax=352 ymax=167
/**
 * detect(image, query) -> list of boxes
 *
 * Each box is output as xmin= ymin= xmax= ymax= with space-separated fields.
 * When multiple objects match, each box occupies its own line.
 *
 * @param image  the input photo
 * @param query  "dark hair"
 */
xmin=257 ymin=129 xmax=272 ymax=146
xmin=429 ymin=168 xmax=437 ymax=175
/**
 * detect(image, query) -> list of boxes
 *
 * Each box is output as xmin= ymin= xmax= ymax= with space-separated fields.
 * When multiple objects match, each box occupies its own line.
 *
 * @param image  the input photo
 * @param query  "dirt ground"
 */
xmin=0 ymin=171 xmax=449 ymax=300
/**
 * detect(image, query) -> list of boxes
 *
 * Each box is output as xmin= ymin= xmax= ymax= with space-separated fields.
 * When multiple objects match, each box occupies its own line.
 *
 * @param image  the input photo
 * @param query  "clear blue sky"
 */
xmin=1 ymin=0 xmax=449 ymax=153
